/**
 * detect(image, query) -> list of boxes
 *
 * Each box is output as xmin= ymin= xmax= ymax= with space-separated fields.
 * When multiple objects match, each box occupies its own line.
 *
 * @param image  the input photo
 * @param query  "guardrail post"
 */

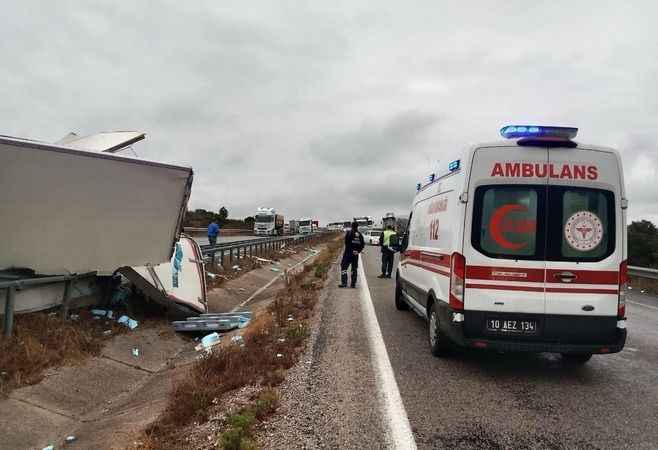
xmin=220 ymin=250 xmax=225 ymax=267
xmin=3 ymin=286 xmax=16 ymax=338
xmin=60 ymin=278 xmax=74 ymax=319
xmin=249 ymin=245 xmax=253 ymax=258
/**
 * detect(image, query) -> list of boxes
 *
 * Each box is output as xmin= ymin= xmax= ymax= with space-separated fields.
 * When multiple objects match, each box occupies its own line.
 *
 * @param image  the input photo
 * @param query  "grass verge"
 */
xmin=0 ymin=309 xmax=128 ymax=397
xmin=135 ymin=235 xmax=343 ymax=449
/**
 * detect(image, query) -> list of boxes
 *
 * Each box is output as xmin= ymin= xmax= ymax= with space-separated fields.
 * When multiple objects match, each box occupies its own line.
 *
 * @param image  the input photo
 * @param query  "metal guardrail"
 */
xmin=629 ymin=266 xmax=658 ymax=280
xmin=201 ymin=233 xmax=320 ymax=266
xmin=1 ymin=271 xmax=97 ymax=337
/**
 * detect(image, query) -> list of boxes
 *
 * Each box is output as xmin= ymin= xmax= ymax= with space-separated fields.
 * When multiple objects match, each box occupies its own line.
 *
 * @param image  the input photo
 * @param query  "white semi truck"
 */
xmin=254 ymin=207 xmax=284 ymax=236
xmin=299 ymin=217 xmax=313 ymax=234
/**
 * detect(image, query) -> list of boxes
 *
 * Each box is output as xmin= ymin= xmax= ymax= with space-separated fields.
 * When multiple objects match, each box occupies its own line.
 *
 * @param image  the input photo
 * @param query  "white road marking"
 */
xmin=357 ymin=254 xmax=417 ymax=450
xmin=627 ymin=300 xmax=658 ymax=312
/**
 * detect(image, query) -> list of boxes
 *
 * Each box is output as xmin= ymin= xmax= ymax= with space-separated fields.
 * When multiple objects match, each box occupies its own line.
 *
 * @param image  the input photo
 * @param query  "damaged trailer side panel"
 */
xmin=0 ymin=136 xmax=192 ymax=275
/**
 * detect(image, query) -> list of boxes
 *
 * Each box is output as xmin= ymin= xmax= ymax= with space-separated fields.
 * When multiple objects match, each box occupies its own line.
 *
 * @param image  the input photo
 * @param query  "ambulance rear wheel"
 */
xmin=561 ymin=353 xmax=592 ymax=365
xmin=395 ymin=277 xmax=408 ymax=311
xmin=428 ymin=302 xmax=450 ymax=357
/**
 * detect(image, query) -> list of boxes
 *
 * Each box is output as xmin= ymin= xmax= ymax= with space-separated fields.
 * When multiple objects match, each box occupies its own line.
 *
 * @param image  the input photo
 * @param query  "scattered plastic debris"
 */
xmin=231 ymin=335 xmax=245 ymax=346
xmin=278 ymin=338 xmax=286 ymax=343
xmin=287 ymin=317 xmax=294 ymax=321
xmin=207 ymin=272 xmax=218 ymax=280
xmin=91 ymin=308 xmax=107 ymax=317
xmin=232 ymin=265 xmax=240 ymax=270
xmin=42 ymin=446 xmax=54 ymax=450
xmin=102 ymin=330 xmax=112 ymax=336
xmin=132 ymin=348 xmax=140 ymax=358
xmin=69 ymin=314 xmax=80 ymax=321
xmin=106 ymin=310 xmax=114 ymax=319
xmin=628 ymin=286 xmax=633 ymax=290
xmin=641 ymin=290 xmax=646 ymax=294
xmin=117 ymin=315 xmax=139 ymax=330
xmin=254 ymin=257 xmax=273 ymax=263
xmin=65 ymin=435 xmax=77 ymax=444
xmin=239 ymin=288 xmax=246 ymax=292
xmin=201 ymin=332 xmax=221 ymax=349
xmin=276 ymin=353 xmax=283 ymax=358
xmin=271 ymin=268 xmax=280 ymax=272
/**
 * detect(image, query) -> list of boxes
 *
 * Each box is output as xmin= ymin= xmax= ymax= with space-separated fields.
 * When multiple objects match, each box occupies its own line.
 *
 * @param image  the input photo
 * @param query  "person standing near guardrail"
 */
xmin=339 ymin=221 xmax=365 ymax=288
xmin=208 ymin=220 xmax=220 ymax=246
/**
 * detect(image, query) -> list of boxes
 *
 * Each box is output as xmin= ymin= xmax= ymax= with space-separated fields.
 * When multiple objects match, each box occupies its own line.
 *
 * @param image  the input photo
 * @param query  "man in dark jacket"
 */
xmin=340 ymin=221 xmax=365 ymax=288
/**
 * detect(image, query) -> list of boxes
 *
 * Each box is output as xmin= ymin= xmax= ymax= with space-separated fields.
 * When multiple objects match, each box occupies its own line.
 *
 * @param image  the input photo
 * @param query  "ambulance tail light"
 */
xmin=450 ymin=252 xmax=465 ymax=310
xmin=618 ymin=260 xmax=628 ymax=319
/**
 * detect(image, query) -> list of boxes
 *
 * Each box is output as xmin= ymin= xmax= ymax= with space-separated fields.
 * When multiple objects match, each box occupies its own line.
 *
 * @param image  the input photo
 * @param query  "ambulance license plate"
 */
xmin=486 ymin=318 xmax=538 ymax=335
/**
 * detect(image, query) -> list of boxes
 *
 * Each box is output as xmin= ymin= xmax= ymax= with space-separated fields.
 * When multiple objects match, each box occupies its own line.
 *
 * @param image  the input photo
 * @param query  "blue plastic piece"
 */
xmin=448 ymin=159 xmax=460 ymax=171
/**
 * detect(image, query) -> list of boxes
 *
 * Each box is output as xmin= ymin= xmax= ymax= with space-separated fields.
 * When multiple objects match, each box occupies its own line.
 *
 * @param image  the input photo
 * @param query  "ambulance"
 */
xmin=396 ymin=125 xmax=627 ymax=363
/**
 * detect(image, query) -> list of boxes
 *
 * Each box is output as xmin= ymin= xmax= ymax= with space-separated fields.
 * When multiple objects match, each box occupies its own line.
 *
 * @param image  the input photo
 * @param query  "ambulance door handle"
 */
xmin=554 ymin=272 xmax=577 ymax=283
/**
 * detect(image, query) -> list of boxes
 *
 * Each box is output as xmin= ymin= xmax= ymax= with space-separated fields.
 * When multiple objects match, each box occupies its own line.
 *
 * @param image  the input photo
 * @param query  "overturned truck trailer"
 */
xmin=0 ymin=133 xmax=200 ymax=314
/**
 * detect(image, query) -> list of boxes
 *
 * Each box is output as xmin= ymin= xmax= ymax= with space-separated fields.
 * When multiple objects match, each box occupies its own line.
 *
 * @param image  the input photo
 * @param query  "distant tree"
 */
xmin=218 ymin=206 xmax=229 ymax=223
xmin=628 ymin=220 xmax=658 ymax=268
xmin=244 ymin=216 xmax=255 ymax=228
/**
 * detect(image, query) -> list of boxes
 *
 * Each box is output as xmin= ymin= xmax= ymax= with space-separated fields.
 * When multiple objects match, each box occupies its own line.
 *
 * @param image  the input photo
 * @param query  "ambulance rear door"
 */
xmin=544 ymin=146 xmax=622 ymax=321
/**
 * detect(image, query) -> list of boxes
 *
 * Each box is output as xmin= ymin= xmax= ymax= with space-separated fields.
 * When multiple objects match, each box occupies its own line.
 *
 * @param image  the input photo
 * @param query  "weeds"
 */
xmin=0 ymin=309 xmax=126 ymax=397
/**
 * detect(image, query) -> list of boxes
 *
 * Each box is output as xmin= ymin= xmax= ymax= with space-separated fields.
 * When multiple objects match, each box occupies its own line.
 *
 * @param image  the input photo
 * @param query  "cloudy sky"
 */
xmin=2 ymin=1 xmax=657 ymax=224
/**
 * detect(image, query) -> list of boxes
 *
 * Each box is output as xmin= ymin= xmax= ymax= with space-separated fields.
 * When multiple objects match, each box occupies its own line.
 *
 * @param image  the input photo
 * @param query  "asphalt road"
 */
xmin=360 ymin=246 xmax=658 ymax=449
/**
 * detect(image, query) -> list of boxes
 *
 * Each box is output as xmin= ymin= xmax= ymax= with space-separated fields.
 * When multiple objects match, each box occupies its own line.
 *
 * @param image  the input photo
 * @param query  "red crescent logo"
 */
xmin=489 ymin=204 xmax=528 ymax=250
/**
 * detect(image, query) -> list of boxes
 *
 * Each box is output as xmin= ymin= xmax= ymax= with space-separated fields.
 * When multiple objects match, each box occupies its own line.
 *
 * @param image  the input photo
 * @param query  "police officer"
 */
xmin=340 ymin=221 xmax=365 ymax=288
xmin=378 ymin=225 xmax=397 ymax=278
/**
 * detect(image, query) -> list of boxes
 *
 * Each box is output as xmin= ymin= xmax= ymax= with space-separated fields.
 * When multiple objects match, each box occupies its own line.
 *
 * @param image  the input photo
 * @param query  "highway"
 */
xmin=359 ymin=247 xmax=658 ymax=449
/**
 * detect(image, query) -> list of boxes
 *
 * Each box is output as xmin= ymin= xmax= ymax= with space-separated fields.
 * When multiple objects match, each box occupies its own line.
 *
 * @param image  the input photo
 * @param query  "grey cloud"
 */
xmin=309 ymin=111 xmax=439 ymax=167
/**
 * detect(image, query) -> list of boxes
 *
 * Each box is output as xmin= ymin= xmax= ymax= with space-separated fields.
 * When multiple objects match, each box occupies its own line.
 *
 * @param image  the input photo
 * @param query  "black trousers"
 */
xmin=340 ymin=252 xmax=359 ymax=286
xmin=381 ymin=249 xmax=394 ymax=276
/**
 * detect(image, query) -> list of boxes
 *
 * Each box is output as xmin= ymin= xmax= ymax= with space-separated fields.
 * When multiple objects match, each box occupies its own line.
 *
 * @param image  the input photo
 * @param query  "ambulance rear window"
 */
xmin=546 ymin=187 xmax=614 ymax=261
xmin=472 ymin=186 xmax=544 ymax=259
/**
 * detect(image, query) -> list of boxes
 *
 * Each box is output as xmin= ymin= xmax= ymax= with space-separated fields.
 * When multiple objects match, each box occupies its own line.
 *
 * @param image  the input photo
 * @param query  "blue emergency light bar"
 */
xmin=500 ymin=125 xmax=578 ymax=140
xmin=448 ymin=159 xmax=460 ymax=171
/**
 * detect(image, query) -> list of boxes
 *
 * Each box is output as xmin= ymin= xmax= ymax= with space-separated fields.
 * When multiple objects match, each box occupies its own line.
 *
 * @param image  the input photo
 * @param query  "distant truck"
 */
xmin=289 ymin=220 xmax=299 ymax=235
xmin=354 ymin=216 xmax=374 ymax=230
xmin=299 ymin=217 xmax=313 ymax=234
xmin=254 ymin=207 xmax=284 ymax=236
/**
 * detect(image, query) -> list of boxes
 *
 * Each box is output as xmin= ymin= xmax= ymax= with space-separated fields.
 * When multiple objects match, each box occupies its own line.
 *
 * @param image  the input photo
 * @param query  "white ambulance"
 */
xmin=396 ymin=125 xmax=627 ymax=364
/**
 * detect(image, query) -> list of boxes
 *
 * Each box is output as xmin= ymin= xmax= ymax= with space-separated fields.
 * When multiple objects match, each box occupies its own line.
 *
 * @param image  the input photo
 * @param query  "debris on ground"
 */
xmin=91 ymin=308 xmax=108 ymax=317
xmin=41 ymin=445 xmax=54 ymax=450
xmin=197 ymin=332 xmax=222 ymax=351
xmin=118 ymin=315 xmax=139 ymax=330
xmin=231 ymin=335 xmax=245 ymax=346
xmin=65 ymin=435 xmax=77 ymax=444
xmin=271 ymin=268 xmax=280 ymax=272
xmin=172 ymin=312 xmax=252 ymax=333
xmin=132 ymin=348 xmax=140 ymax=358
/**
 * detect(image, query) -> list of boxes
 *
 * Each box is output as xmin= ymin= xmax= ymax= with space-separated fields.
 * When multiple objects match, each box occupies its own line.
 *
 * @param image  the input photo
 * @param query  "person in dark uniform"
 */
xmin=340 ymin=221 xmax=365 ymax=288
